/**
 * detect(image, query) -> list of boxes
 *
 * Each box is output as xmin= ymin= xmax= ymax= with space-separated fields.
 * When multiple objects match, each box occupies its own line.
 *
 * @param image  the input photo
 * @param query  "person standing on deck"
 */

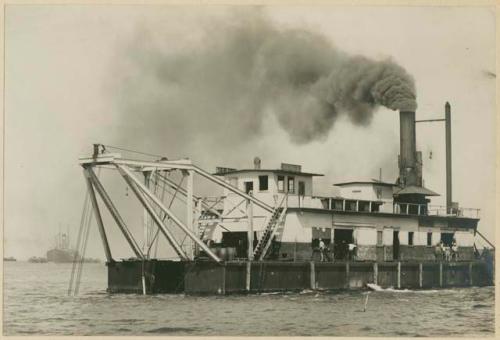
xmin=348 ymin=242 xmax=356 ymax=261
xmin=435 ymin=242 xmax=442 ymax=261
xmin=451 ymin=238 xmax=458 ymax=261
xmin=439 ymin=241 xmax=446 ymax=260
xmin=319 ymin=238 xmax=326 ymax=262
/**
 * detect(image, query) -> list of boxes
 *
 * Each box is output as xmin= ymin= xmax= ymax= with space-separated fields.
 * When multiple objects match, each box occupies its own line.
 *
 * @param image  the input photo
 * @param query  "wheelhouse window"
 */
xmin=427 ymin=232 xmax=432 ymax=246
xmin=277 ymin=176 xmax=285 ymax=192
xmin=287 ymin=176 xmax=295 ymax=193
xmin=258 ymin=175 xmax=268 ymax=191
xmin=408 ymin=232 xmax=414 ymax=246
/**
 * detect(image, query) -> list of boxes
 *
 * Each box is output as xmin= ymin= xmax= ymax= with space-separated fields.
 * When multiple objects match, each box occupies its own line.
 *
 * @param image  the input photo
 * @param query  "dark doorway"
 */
xmin=244 ymin=181 xmax=254 ymax=194
xmin=441 ymin=232 xmax=454 ymax=247
xmin=298 ymin=181 xmax=305 ymax=196
xmin=333 ymin=229 xmax=353 ymax=260
xmin=393 ymin=231 xmax=400 ymax=260
xmin=222 ymin=231 xmax=257 ymax=258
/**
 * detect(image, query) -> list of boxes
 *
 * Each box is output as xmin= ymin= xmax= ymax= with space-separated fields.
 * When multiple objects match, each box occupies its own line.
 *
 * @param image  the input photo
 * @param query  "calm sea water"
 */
xmin=3 ymin=262 xmax=495 ymax=336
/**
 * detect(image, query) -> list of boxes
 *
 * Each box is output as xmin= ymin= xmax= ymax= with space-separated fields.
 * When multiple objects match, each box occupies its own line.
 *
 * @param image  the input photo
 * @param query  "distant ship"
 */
xmin=45 ymin=231 xmax=101 ymax=263
xmin=46 ymin=231 xmax=80 ymax=263
xmin=3 ymin=257 xmax=16 ymax=262
xmin=28 ymin=256 xmax=47 ymax=263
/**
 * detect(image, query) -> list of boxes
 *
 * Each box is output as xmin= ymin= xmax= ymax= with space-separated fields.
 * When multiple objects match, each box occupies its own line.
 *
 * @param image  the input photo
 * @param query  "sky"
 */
xmin=4 ymin=5 xmax=496 ymax=261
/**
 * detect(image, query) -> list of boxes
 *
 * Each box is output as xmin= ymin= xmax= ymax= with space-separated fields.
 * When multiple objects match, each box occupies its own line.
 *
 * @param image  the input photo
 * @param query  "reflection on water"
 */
xmin=3 ymin=262 xmax=494 ymax=336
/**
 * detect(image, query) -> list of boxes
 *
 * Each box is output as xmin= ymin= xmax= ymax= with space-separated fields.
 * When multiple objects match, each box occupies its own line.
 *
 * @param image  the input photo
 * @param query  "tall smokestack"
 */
xmin=445 ymin=102 xmax=452 ymax=211
xmin=399 ymin=110 xmax=418 ymax=187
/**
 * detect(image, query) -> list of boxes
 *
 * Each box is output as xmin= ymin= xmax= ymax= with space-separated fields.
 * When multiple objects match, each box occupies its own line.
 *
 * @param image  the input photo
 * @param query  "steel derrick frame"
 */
xmin=116 ymin=164 xmax=221 ymax=263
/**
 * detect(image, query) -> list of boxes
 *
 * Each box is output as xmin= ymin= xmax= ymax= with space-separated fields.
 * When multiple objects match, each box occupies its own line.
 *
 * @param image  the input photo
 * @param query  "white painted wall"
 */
xmin=383 ymin=228 xmax=393 ymax=245
xmin=337 ymin=183 xmax=395 ymax=201
xmin=355 ymin=228 xmax=377 ymax=245
xmin=398 ymin=231 xmax=407 ymax=245
xmin=281 ymin=212 xmax=313 ymax=242
xmin=455 ymin=230 xmax=475 ymax=247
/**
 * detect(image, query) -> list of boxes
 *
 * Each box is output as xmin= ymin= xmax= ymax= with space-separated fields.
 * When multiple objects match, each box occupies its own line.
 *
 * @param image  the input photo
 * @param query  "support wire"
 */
xmin=68 ymin=168 xmax=102 ymax=296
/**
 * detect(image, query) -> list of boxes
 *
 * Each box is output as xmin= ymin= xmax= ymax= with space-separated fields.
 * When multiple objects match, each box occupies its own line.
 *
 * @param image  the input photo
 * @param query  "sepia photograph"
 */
xmin=3 ymin=2 xmax=496 ymax=336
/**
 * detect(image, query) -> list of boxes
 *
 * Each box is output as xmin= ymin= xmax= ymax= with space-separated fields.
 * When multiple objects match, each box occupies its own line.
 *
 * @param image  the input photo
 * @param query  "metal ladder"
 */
xmin=198 ymin=223 xmax=210 ymax=239
xmin=253 ymin=205 xmax=287 ymax=261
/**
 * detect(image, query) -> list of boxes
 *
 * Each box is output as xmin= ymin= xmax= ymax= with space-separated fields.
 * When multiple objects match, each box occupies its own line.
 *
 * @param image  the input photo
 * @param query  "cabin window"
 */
xmin=359 ymin=201 xmax=370 ymax=212
xmin=287 ymin=177 xmax=295 ymax=193
xmin=377 ymin=230 xmax=383 ymax=246
xmin=244 ymin=181 xmax=253 ymax=194
xmin=334 ymin=200 xmax=344 ymax=210
xmin=408 ymin=232 xmax=414 ymax=246
xmin=376 ymin=188 xmax=382 ymax=199
xmin=258 ymin=175 xmax=268 ymax=191
xmin=277 ymin=176 xmax=285 ymax=192
xmin=427 ymin=232 xmax=432 ymax=246
xmin=345 ymin=200 xmax=357 ymax=211
xmin=298 ymin=181 xmax=305 ymax=196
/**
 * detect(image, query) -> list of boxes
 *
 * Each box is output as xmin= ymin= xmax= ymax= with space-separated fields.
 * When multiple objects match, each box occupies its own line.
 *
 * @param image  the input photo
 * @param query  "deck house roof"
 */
xmin=213 ymin=169 xmax=324 ymax=177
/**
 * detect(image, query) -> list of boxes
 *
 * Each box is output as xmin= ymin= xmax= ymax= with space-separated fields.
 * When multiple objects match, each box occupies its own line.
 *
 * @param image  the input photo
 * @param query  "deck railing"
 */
xmin=315 ymin=197 xmax=480 ymax=219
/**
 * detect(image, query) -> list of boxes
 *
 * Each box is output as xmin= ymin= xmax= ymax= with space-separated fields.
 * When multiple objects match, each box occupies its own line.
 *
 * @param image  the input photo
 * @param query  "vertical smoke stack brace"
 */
xmin=445 ymin=102 xmax=452 ymax=211
xmin=399 ymin=111 xmax=420 ymax=187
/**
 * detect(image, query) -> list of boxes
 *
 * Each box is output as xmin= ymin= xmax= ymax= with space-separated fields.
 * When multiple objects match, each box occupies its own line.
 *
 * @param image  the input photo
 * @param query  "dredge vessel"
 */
xmin=75 ymin=103 xmax=494 ymax=294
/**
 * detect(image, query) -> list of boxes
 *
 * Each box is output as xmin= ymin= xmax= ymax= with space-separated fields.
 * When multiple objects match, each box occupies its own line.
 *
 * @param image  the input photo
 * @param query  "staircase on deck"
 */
xmin=253 ymin=206 xmax=286 ymax=261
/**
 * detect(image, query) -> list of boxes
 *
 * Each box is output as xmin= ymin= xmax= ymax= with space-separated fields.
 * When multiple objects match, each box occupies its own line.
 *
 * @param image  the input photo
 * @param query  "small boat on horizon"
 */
xmin=28 ymin=256 xmax=48 ymax=263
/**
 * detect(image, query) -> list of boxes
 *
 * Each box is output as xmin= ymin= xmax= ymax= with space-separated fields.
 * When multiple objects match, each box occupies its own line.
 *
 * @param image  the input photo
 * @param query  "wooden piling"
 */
xmin=397 ymin=261 xmax=401 ymax=289
xmin=419 ymin=263 xmax=423 ymax=288
xmin=346 ymin=262 xmax=350 ymax=289
xmin=246 ymin=261 xmax=251 ymax=292
xmin=373 ymin=262 xmax=378 ymax=285
xmin=439 ymin=262 xmax=443 ymax=287
xmin=310 ymin=261 xmax=316 ymax=289
xmin=221 ymin=263 xmax=226 ymax=295
xmin=469 ymin=262 xmax=473 ymax=286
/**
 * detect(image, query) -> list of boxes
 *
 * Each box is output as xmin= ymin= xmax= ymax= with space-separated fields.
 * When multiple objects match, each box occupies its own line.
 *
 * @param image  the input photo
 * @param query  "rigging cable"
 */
xmin=68 ymin=167 xmax=101 ymax=296
xmin=152 ymin=172 xmax=168 ymax=258
xmin=146 ymin=175 xmax=185 ymax=257
xmin=68 ymin=185 xmax=90 ymax=295
xmin=101 ymin=144 xmax=166 ymax=159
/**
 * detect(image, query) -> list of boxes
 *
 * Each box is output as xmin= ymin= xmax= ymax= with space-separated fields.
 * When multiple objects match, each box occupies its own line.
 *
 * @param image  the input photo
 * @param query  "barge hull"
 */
xmin=107 ymin=259 xmax=493 ymax=294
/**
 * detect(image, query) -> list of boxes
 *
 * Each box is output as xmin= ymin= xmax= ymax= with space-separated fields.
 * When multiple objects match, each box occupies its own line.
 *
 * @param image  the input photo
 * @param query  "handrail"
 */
xmin=476 ymin=230 xmax=495 ymax=250
xmin=318 ymin=197 xmax=480 ymax=218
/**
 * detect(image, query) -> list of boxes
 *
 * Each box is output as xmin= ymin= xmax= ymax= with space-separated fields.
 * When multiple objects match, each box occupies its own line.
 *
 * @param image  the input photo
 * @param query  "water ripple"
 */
xmin=3 ymin=262 xmax=495 ymax=336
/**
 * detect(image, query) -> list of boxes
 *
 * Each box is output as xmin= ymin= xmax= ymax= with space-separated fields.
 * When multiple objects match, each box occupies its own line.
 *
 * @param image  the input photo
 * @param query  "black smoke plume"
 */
xmin=113 ymin=9 xmax=416 ymax=148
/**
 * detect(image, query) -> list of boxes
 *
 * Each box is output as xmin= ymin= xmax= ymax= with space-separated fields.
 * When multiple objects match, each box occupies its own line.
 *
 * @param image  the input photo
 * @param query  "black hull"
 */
xmin=107 ymin=258 xmax=494 ymax=295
